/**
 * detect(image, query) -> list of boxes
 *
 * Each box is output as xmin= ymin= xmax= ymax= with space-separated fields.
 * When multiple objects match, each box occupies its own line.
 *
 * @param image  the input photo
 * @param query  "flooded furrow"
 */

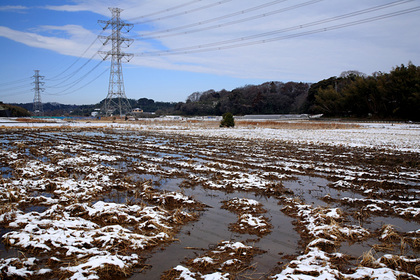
xmin=1 ymin=127 xmax=419 ymax=280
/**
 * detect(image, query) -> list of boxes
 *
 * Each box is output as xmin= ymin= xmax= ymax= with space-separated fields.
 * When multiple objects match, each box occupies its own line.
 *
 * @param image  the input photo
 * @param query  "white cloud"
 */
xmin=0 ymin=5 xmax=28 ymax=13
xmin=0 ymin=25 xmax=100 ymax=58
xmin=119 ymin=0 xmax=420 ymax=80
xmin=2 ymin=0 xmax=420 ymax=84
xmin=43 ymin=0 xmax=141 ymax=16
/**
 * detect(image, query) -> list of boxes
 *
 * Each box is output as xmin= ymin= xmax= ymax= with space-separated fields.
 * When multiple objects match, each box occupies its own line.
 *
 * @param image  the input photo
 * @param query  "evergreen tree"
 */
xmin=220 ymin=112 xmax=235 ymax=127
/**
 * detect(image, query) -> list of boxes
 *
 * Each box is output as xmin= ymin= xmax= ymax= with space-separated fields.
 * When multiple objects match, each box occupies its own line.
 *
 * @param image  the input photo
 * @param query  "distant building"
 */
xmin=91 ymin=108 xmax=101 ymax=117
xmin=132 ymin=108 xmax=143 ymax=114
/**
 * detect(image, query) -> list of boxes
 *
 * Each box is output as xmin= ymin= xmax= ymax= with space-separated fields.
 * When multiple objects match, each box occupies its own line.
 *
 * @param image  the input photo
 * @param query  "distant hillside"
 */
xmin=172 ymin=81 xmax=310 ymax=116
xmin=10 ymin=99 xmax=176 ymax=117
xmin=10 ymin=102 xmax=91 ymax=116
xmin=171 ymin=63 xmax=420 ymax=121
xmin=0 ymin=102 xmax=31 ymax=117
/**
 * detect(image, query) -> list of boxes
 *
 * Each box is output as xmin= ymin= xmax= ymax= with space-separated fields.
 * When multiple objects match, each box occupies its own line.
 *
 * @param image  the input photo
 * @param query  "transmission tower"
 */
xmin=98 ymin=7 xmax=134 ymax=117
xmin=32 ymin=70 xmax=44 ymax=116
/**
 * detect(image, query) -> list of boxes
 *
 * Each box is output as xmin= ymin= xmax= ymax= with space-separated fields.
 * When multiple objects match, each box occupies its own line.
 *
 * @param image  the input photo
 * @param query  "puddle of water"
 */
xmin=0 ymin=166 xmax=13 ymax=179
xmin=366 ymin=215 xmax=420 ymax=233
xmin=131 ymin=205 xmax=238 ymax=279
xmin=23 ymin=205 xmax=49 ymax=213
xmin=101 ymin=189 xmax=144 ymax=205
xmin=0 ymin=228 xmax=20 ymax=259
xmin=283 ymin=175 xmax=331 ymax=206
xmin=251 ymin=198 xmax=299 ymax=277
xmin=2 ymin=130 xmax=418 ymax=279
xmin=130 ymin=179 xmax=301 ymax=279
xmin=283 ymin=175 xmax=365 ymax=207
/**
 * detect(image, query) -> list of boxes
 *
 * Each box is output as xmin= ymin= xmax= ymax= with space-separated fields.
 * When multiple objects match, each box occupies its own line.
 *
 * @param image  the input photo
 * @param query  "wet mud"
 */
xmin=0 ymin=126 xmax=419 ymax=279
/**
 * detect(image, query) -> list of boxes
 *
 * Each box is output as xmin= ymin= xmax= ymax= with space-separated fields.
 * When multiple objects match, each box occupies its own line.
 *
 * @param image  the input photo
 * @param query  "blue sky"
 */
xmin=0 ymin=0 xmax=419 ymax=105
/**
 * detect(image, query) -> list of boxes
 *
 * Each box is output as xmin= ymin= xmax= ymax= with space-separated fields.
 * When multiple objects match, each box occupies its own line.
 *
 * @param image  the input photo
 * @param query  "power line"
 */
xmin=1 ymin=33 xmax=103 ymax=95
xmin=46 ymin=60 xmax=105 ymax=95
xmin=0 ymin=77 xmax=32 ymax=87
xmin=46 ymin=34 xmax=104 ymax=82
xmin=45 ymin=67 xmax=109 ymax=96
xmin=136 ymin=0 xmax=315 ymax=39
xmin=134 ymin=2 xmax=419 ymax=56
xmin=47 ymin=51 xmax=103 ymax=88
xmin=0 ymin=90 xmax=32 ymax=98
xmin=132 ymin=0 xmax=234 ymax=25
xmin=0 ymin=83 xmax=33 ymax=92
xmin=128 ymin=0 xmax=205 ymax=21
xmin=137 ymin=0 xmax=411 ymax=47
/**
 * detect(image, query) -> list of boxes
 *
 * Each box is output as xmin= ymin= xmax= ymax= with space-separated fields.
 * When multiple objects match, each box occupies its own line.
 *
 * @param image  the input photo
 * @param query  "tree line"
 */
xmin=169 ymin=62 xmax=419 ymax=121
xmin=5 ymin=62 xmax=419 ymax=121
xmin=171 ymin=81 xmax=310 ymax=116
xmin=307 ymin=63 xmax=420 ymax=121
xmin=0 ymin=102 xmax=31 ymax=117
xmin=9 ymin=99 xmax=177 ymax=117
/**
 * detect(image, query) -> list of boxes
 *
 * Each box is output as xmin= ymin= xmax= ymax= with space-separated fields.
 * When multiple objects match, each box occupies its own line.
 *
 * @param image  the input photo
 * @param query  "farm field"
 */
xmin=0 ymin=119 xmax=419 ymax=279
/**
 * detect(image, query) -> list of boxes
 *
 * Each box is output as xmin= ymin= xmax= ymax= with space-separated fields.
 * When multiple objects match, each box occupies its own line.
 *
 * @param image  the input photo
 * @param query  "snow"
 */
xmin=238 ymin=213 xmax=268 ymax=229
xmin=64 ymin=254 xmax=126 ymax=280
xmin=1 ymin=120 xmax=419 ymax=279
xmin=220 ymin=241 xmax=250 ymax=251
xmin=201 ymin=272 xmax=230 ymax=280
xmin=2 ymin=119 xmax=419 ymax=152
xmin=0 ymin=257 xmax=37 ymax=277
xmin=193 ymin=257 xmax=214 ymax=264
xmin=173 ymin=265 xmax=197 ymax=280
xmin=272 ymin=247 xmax=340 ymax=280
xmin=2 ymin=201 xmax=180 ymax=278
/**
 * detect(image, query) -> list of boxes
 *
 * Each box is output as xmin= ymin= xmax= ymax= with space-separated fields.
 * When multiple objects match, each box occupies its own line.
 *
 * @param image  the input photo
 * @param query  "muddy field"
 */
xmin=0 ymin=120 xmax=419 ymax=279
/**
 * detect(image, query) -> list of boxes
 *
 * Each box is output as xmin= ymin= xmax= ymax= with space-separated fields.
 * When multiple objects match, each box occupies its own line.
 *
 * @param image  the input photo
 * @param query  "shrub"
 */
xmin=220 ymin=112 xmax=235 ymax=127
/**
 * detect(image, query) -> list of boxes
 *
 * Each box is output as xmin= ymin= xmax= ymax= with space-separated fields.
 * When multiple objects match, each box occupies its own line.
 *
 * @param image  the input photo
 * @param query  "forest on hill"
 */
xmin=0 ymin=102 xmax=31 ymax=117
xmin=307 ymin=63 xmax=420 ymax=121
xmin=170 ymin=62 xmax=420 ymax=121
xmin=11 ymin=99 xmax=176 ymax=117
xmin=173 ymin=81 xmax=309 ymax=116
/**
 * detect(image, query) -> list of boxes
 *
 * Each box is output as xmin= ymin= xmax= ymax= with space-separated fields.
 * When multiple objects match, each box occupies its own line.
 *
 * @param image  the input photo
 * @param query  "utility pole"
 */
xmin=98 ymin=7 xmax=134 ymax=117
xmin=32 ymin=70 xmax=44 ymax=116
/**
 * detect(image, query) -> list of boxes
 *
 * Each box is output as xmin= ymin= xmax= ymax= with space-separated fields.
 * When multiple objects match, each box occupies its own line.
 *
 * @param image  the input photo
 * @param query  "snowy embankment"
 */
xmin=2 ymin=118 xmax=419 ymax=152
xmin=162 ymin=122 xmax=420 ymax=153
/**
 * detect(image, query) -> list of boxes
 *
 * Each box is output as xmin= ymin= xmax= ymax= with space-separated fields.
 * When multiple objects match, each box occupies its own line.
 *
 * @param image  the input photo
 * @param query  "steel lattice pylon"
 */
xmin=32 ymin=70 xmax=44 ymax=116
xmin=98 ymin=7 xmax=134 ymax=117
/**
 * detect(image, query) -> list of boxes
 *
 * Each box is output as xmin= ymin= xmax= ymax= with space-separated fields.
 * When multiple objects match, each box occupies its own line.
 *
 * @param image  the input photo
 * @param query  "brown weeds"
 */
xmin=236 ymin=120 xmax=360 ymax=130
xmin=359 ymin=249 xmax=381 ymax=268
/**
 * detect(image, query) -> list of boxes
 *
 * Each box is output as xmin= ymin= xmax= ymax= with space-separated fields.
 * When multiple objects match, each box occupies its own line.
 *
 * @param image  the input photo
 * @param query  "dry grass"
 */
xmin=221 ymin=198 xmax=267 ymax=214
xmin=380 ymin=255 xmax=420 ymax=276
xmin=128 ymin=118 xmax=360 ymax=130
xmin=379 ymin=225 xmax=401 ymax=243
xmin=236 ymin=120 xmax=360 ymax=130
xmin=124 ymin=118 xmax=221 ymax=129
xmin=1 ymin=118 xmax=360 ymax=131
xmin=229 ymin=214 xmax=272 ymax=237
xmin=93 ymin=262 xmax=133 ymax=279
xmin=160 ymin=269 xmax=183 ymax=280
xmin=372 ymin=243 xmax=396 ymax=252
xmin=1 ymin=121 xmax=418 ymax=279
xmin=411 ymin=238 xmax=420 ymax=249
xmin=359 ymin=249 xmax=381 ymax=268
xmin=176 ymin=240 xmax=265 ymax=277
xmin=15 ymin=118 xmax=51 ymax=123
